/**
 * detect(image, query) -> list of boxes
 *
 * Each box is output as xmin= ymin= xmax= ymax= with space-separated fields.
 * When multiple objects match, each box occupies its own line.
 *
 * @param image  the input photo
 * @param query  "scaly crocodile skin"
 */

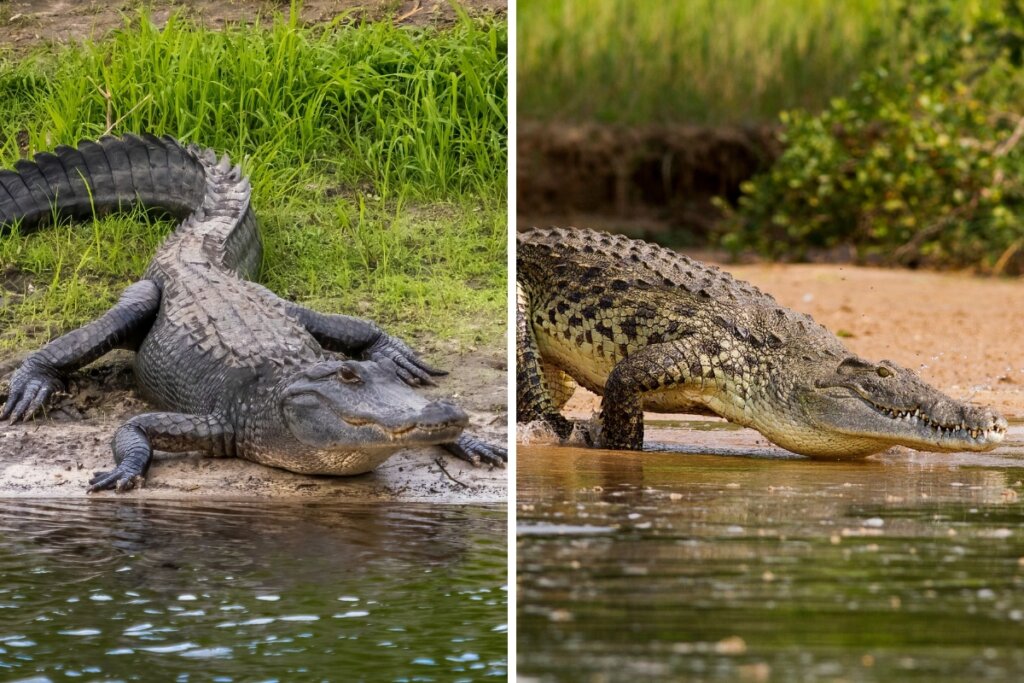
xmin=517 ymin=227 xmax=1006 ymax=457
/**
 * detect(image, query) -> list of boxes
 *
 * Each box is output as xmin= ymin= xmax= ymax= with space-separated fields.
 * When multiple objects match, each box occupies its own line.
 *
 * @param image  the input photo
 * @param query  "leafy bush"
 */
xmin=718 ymin=0 xmax=1024 ymax=274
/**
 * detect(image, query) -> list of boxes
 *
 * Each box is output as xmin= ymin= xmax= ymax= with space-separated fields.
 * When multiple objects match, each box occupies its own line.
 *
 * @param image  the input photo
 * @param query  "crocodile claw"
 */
xmin=444 ymin=434 xmax=507 ymax=469
xmin=368 ymin=334 xmax=447 ymax=387
xmin=1 ymin=364 xmax=63 ymax=423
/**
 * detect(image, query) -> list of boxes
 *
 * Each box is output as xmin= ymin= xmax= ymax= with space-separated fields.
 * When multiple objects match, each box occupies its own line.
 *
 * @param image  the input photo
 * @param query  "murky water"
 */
xmin=518 ymin=419 xmax=1024 ymax=682
xmin=0 ymin=500 xmax=507 ymax=681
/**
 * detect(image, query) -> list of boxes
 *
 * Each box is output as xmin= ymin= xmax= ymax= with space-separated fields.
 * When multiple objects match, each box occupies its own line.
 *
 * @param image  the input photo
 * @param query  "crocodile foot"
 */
xmin=444 ymin=434 xmax=508 ymax=468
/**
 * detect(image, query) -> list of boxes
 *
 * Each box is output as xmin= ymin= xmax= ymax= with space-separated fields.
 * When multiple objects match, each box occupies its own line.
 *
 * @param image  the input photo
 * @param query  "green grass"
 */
xmin=518 ymin=0 xmax=910 ymax=124
xmin=0 ymin=8 xmax=507 ymax=353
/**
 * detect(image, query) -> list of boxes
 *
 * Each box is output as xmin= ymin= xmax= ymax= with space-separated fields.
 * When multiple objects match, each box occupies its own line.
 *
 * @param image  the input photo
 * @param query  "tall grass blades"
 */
xmin=0 ymin=10 xmax=507 ymax=351
xmin=6 ymin=10 xmax=507 ymax=200
xmin=518 ymin=0 xmax=904 ymax=124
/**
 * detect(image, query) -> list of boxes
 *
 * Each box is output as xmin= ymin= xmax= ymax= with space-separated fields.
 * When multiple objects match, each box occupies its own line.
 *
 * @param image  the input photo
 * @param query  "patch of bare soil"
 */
xmin=0 ymin=343 xmax=507 ymax=501
xmin=517 ymin=119 xmax=780 ymax=242
xmin=0 ymin=0 xmax=506 ymax=50
xmin=559 ymin=261 xmax=1024 ymax=421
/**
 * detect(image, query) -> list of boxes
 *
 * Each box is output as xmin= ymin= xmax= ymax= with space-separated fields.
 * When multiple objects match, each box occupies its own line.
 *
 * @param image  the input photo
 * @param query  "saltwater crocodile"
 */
xmin=517 ymin=227 xmax=1007 ymax=457
xmin=0 ymin=134 xmax=506 ymax=492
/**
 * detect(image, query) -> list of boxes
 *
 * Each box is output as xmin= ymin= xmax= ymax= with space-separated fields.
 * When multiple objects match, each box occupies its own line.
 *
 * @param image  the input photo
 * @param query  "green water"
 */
xmin=0 ymin=500 xmax=507 ymax=681
xmin=518 ymin=420 xmax=1024 ymax=682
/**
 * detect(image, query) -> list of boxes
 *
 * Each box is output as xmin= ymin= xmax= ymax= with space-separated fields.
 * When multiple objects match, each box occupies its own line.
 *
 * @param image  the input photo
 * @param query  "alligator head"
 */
xmin=271 ymin=358 xmax=468 ymax=474
xmin=760 ymin=354 xmax=1007 ymax=459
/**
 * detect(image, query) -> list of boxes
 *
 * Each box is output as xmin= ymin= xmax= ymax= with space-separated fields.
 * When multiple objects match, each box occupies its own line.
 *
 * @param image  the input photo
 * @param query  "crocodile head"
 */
xmin=273 ymin=358 xmax=468 ymax=474
xmin=766 ymin=355 xmax=1007 ymax=458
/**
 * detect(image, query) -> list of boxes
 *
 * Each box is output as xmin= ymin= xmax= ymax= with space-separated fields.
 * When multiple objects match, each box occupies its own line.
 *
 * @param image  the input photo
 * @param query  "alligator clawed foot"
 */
xmin=368 ymin=334 xmax=447 ymax=387
xmin=444 ymin=434 xmax=508 ymax=469
xmin=87 ymin=469 xmax=145 ymax=494
xmin=0 ymin=369 xmax=62 ymax=423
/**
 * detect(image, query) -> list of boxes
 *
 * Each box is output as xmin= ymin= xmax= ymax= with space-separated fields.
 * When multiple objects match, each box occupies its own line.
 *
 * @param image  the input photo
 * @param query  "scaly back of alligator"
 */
xmin=0 ymin=133 xmax=260 ymax=279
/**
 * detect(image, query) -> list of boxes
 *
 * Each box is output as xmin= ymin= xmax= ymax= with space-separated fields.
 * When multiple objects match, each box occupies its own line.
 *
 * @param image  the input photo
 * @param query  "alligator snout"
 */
xmin=418 ymin=399 xmax=469 ymax=429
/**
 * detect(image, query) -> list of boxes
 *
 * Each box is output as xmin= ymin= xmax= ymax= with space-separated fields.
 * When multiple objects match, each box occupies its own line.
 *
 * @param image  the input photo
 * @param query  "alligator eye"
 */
xmin=338 ymin=366 xmax=362 ymax=384
xmin=877 ymin=367 xmax=893 ymax=378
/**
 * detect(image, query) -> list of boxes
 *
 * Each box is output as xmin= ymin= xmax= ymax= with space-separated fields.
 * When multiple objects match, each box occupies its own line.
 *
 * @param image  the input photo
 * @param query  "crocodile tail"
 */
xmin=0 ymin=133 xmax=207 ymax=234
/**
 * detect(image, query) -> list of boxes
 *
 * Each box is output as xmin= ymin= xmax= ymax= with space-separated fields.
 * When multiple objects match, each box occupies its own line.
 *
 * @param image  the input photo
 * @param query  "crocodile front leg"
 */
xmin=2 ymin=280 xmax=160 ymax=422
xmin=598 ymin=342 xmax=703 ymax=451
xmin=87 ymin=413 xmax=234 ymax=493
xmin=516 ymin=282 xmax=575 ymax=439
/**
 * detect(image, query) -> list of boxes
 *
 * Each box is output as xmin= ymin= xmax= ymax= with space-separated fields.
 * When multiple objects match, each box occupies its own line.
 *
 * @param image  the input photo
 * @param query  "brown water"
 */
xmin=518 ymin=419 xmax=1024 ymax=682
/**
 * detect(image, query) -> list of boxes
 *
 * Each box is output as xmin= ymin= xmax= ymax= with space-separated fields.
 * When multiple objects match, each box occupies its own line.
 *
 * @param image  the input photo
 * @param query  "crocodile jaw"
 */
xmin=771 ymin=388 xmax=1009 ymax=459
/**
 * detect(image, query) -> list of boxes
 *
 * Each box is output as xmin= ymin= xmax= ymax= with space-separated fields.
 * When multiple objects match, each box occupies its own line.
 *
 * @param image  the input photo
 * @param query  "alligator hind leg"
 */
xmin=598 ymin=342 xmax=702 ymax=451
xmin=2 ymin=280 xmax=161 ymax=422
xmin=516 ymin=283 xmax=575 ymax=438
xmin=88 ymin=413 xmax=234 ymax=493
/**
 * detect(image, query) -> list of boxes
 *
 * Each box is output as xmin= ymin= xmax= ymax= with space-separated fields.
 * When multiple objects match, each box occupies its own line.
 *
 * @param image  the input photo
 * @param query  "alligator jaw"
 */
xmin=333 ymin=401 xmax=469 ymax=445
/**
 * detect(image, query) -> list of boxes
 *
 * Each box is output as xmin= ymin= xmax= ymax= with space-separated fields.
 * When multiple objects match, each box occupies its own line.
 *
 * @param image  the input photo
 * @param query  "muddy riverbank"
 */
xmin=0 ymin=343 xmax=507 ymax=502
xmin=517 ymin=120 xmax=779 ymax=243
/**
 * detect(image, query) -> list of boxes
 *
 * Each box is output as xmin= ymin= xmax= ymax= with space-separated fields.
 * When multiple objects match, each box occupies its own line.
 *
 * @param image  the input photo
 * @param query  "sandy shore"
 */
xmin=0 ymin=345 xmax=508 ymax=502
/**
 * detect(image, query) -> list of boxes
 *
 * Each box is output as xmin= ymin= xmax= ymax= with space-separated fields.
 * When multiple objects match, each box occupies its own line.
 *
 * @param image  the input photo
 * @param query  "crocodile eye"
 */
xmin=877 ymin=367 xmax=893 ymax=378
xmin=338 ymin=366 xmax=362 ymax=384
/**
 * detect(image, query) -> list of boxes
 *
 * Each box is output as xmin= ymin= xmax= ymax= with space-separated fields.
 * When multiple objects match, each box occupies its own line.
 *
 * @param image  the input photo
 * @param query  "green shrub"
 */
xmin=718 ymin=0 xmax=1024 ymax=274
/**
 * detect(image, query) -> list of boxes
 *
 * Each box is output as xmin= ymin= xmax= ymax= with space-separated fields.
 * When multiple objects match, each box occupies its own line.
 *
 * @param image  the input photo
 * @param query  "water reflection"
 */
xmin=0 ymin=500 xmax=507 ymax=680
xmin=518 ymin=421 xmax=1024 ymax=682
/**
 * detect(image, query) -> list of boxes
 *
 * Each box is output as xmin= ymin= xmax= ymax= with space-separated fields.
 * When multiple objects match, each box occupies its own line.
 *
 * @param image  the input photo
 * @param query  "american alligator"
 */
xmin=517 ymin=227 xmax=1007 ymax=457
xmin=0 ymin=134 xmax=506 ymax=492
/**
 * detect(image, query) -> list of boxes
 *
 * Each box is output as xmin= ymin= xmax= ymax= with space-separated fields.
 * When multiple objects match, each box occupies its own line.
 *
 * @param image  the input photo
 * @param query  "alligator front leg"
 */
xmin=516 ymin=282 xmax=575 ymax=439
xmin=598 ymin=343 xmax=702 ymax=451
xmin=443 ymin=434 xmax=508 ymax=468
xmin=251 ymin=284 xmax=445 ymax=387
xmin=2 ymin=280 xmax=160 ymax=422
xmin=87 ymin=413 xmax=234 ymax=493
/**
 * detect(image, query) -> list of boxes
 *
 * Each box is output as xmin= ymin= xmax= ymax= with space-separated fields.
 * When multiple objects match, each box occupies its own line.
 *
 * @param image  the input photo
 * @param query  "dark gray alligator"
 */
xmin=0 ymin=134 xmax=506 ymax=492
xmin=518 ymin=227 xmax=1007 ymax=457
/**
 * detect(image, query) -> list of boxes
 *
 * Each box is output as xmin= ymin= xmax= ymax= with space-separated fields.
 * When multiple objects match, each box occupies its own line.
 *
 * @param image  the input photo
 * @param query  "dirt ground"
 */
xmin=560 ymin=260 xmax=1024 ymax=421
xmin=0 ymin=343 xmax=508 ymax=501
xmin=0 ymin=0 xmax=506 ymax=50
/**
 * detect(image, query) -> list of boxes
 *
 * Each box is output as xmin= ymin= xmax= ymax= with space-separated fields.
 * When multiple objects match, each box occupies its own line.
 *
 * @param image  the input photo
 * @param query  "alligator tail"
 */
xmin=0 ymin=133 xmax=208 ymax=234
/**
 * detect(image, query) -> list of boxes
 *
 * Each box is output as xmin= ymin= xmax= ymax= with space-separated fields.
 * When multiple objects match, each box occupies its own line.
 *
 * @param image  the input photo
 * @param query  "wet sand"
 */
xmin=560 ymin=261 xmax=1024 ymax=421
xmin=0 ymin=345 xmax=507 ymax=502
